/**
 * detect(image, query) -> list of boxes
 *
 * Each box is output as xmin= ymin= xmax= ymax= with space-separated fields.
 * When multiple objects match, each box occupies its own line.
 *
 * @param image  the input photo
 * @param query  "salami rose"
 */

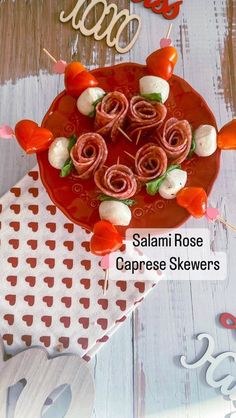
xmin=94 ymin=164 xmax=137 ymax=199
xmin=71 ymin=133 xmax=108 ymax=179
xmin=135 ymin=143 xmax=168 ymax=183
xmin=127 ymin=96 xmax=167 ymax=140
xmin=156 ymin=118 xmax=192 ymax=164
xmin=95 ymin=92 xmax=129 ymax=142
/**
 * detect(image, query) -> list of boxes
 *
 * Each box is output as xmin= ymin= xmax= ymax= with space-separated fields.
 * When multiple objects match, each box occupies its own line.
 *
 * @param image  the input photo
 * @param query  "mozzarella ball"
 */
xmin=139 ymin=76 xmax=170 ymax=103
xmin=159 ymin=169 xmax=187 ymax=200
xmin=99 ymin=201 xmax=132 ymax=226
xmin=48 ymin=137 xmax=70 ymax=169
xmin=77 ymin=87 xmax=106 ymax=116
xmin=194 ymin=125 xmax=217 ymax=157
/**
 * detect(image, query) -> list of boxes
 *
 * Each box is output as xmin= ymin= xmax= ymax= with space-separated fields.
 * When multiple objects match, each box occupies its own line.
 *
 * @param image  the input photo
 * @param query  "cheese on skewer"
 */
xmin=99 ymin=201 xmax=132 ymax=226
xmin=77 ymin=87 xmax=106 ymax=116
xmin=159 ymin=169 xmax=187 ymax=199
xmin=48 ymin=137 xmax=70 ymax=169
xmin=194 ymin=125 xmax=217 ymax=157
xmin=139 ymin=75 xmax=170 ymax=103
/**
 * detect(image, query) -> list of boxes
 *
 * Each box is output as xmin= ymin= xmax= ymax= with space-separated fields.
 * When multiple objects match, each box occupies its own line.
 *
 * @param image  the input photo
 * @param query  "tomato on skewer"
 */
xmin=15 ymin=120 xmax=54 ymax=154
xmin=218 ymin=119 xmax=236 ymax=150
xmin=146 ymin=46 xmax=178 ymax=80
xmin=90 ymin=221 xmax=123 ymax=256
xmin=176 ymin=187 xmax=207 ymax=218
xmin=65 ymin=62 xmax=98 ymax=97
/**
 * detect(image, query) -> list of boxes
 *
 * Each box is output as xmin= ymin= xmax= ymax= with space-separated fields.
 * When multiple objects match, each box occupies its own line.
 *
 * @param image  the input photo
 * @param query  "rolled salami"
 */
xmin=135 ymin=143 xmax=168 ymax=182
xmin=156 ymin=118 xmax=192 ymax=164
xmin=94 ymin=164 xmax=137 ymax=199
xmin=71 ymin=133 xmax=108 ymax=179
xmin=127 ymin=96 xmax=167 ymax=140
xmin=95 ymin=92 xmax=129 ymax=142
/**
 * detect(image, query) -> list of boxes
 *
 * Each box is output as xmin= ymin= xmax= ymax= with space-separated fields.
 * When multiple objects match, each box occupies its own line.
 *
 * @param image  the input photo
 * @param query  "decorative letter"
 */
xmin=60 ymin=0 xmax=141 ymax=54
xmin=181 ymin=333 xmax=236 ymax=402
xmin=0 ymin=338 xmax=95 ymax=418
xmin=180 ymin=333 xmax=215 ymax=369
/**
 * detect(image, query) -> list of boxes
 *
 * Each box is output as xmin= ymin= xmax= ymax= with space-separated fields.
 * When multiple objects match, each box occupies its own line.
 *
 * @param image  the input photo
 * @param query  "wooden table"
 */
xmin=0 ymin=1 xmax=235 ymax=417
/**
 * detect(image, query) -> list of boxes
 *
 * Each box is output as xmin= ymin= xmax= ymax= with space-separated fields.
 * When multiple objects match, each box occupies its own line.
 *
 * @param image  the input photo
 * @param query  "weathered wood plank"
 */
xmin=0 ymin=0 xmax=131 ymax=85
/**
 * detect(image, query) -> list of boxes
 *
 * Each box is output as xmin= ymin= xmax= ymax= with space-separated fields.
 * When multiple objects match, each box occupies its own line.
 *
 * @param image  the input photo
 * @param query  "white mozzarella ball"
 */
xmin=159 ymin=169 xmax=187 ymax=200
xmin=194 ymin=125 xmax=217 ymax=157
xmin=139 ymin=75 xmax=170 ymax=103
xmin=99 ymin=201 xmax=132 ymax=226
xmin=48 ymin=137 xmax=70 ymax=169
xmin=77 ymin=87 xmax=106 ymax=116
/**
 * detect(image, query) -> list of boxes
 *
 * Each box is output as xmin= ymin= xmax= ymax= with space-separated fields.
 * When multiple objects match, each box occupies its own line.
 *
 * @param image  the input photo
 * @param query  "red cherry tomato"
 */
xmin=65 ymin=61 xmax=98 ymax=97
xmin=146 ymin=46 xmax=178 ymax=80
xmin=176 ymin=187 xmax=207 ymax=218
xmin=15 ymin=120 xmax=54 ymax=154
xmin=218 ymin=119 xmax=236 ymax=150
xmin=90 ymin=220 xmax=123 ymax=256
xmin=65 ymin=61 xmax=86 ymax=76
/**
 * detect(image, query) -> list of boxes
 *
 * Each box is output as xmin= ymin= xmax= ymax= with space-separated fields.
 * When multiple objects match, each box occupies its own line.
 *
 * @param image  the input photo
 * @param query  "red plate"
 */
xmin=37 ymin=63 xmax=220 ymax=232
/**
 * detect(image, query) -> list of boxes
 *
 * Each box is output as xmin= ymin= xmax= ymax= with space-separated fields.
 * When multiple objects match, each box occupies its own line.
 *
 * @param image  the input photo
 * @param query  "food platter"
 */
xmin=37 ymin=62 xmax=220 ymax=233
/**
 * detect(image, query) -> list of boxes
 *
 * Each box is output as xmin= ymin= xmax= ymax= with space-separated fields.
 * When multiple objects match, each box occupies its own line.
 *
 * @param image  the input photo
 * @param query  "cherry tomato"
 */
xmin=146 ymin=46 xmax=178 ymax=80
xmin=218 ymin=119 xmax=236 ymax=150
xmin=65 ymin=61 xmax=98 ymax=97
xmin=90 ymin=220 xmax=123 ymax=256
xmin=15 ymin=120 xmax=54 ymax=154
xmin=176 ymin=187 xmax=207 ymax=218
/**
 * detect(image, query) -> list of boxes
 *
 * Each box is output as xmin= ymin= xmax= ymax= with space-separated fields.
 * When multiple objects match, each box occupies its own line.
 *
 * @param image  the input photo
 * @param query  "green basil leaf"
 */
xmin=146 ymin=174 xmax=166 ymax=196
xmin=188 ymin=134 xmax=196 ymax=158
xmin=98 ymin=194 xmax=136 ymax=207
xmin=166 ymin=164 xmax=181 ymax=173
xmin=67 ymin=135 xmax=77 ymax=152
xmin=141 ymin=93 xmax=163 ymax=103
xmin=60 ymin=158 xmax=74 ymax=178
xmin=88 ymin=110 xmax=96 ymax=118
xmin=93 ymin=94 xmax=106 ymax=108
xmin=146 ymin=164 xmax=181 ymax=196
xmin=59 ymin=136 xmax=77 ymax=177
xmin=88 ymin=94 xmax=107 ymax=118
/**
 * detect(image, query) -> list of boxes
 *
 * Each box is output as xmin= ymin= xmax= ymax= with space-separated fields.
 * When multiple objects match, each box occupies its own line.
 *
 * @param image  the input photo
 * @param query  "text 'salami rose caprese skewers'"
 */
xmin=1 ymin=28 xmax=236 ymax=294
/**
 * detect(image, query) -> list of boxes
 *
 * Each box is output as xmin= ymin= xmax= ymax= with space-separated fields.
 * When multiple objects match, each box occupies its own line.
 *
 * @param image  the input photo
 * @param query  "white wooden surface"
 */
xmin=0 ymin=1 xmax=236 ymax=417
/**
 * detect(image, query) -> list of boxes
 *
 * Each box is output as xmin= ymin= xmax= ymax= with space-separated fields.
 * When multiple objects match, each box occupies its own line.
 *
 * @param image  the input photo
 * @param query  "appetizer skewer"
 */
xmin=1 ymin=29 xmax=236 ymax=267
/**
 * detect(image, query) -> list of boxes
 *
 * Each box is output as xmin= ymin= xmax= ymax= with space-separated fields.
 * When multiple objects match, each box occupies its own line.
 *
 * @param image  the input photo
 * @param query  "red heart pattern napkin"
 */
xmin=0 ymin=167 xmax=158 ymax=359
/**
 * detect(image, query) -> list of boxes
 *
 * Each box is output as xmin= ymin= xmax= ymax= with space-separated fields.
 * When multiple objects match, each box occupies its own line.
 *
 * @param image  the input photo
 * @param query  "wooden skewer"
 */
xmin=103 ymin=269 xmax=109 ymax=295
xmin=117 ymin=156 xmax=120 ymax=165
xmin=218 ymin=217 xmax=236 ymax=233
xmin=136 ymin=130 xmax=142 ymax=145
xmin=43 ymin=48 xmax=57 ymax=64
xmin=124 ymin=150 xmax=135 ymax=160
xmin=166 ymin=23 xmax=173 ymax=39
xmin=118 ymin=127 xmax=132 ymax=143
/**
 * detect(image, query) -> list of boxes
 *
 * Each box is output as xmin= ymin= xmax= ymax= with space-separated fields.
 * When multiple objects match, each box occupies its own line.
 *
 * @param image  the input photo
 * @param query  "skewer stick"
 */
xmin=118 ymin=127 xmax=132 ymax=143
xmin=43 ymin=48 xmax=57 ymax=64
xmin=124 ymin=150 xmax=135 ymax=160
xmin=103 ymin=269 xmax=109 ymax=295
xmin=136 ymin=130 xmax=141 ymax=145
xmin=117 ymin=156 xmax=120 ymax=165
xmin=218 ymin=217 xmax=236 ymax=233
xmin=166 ymin=23 xmax=173 ymax=39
